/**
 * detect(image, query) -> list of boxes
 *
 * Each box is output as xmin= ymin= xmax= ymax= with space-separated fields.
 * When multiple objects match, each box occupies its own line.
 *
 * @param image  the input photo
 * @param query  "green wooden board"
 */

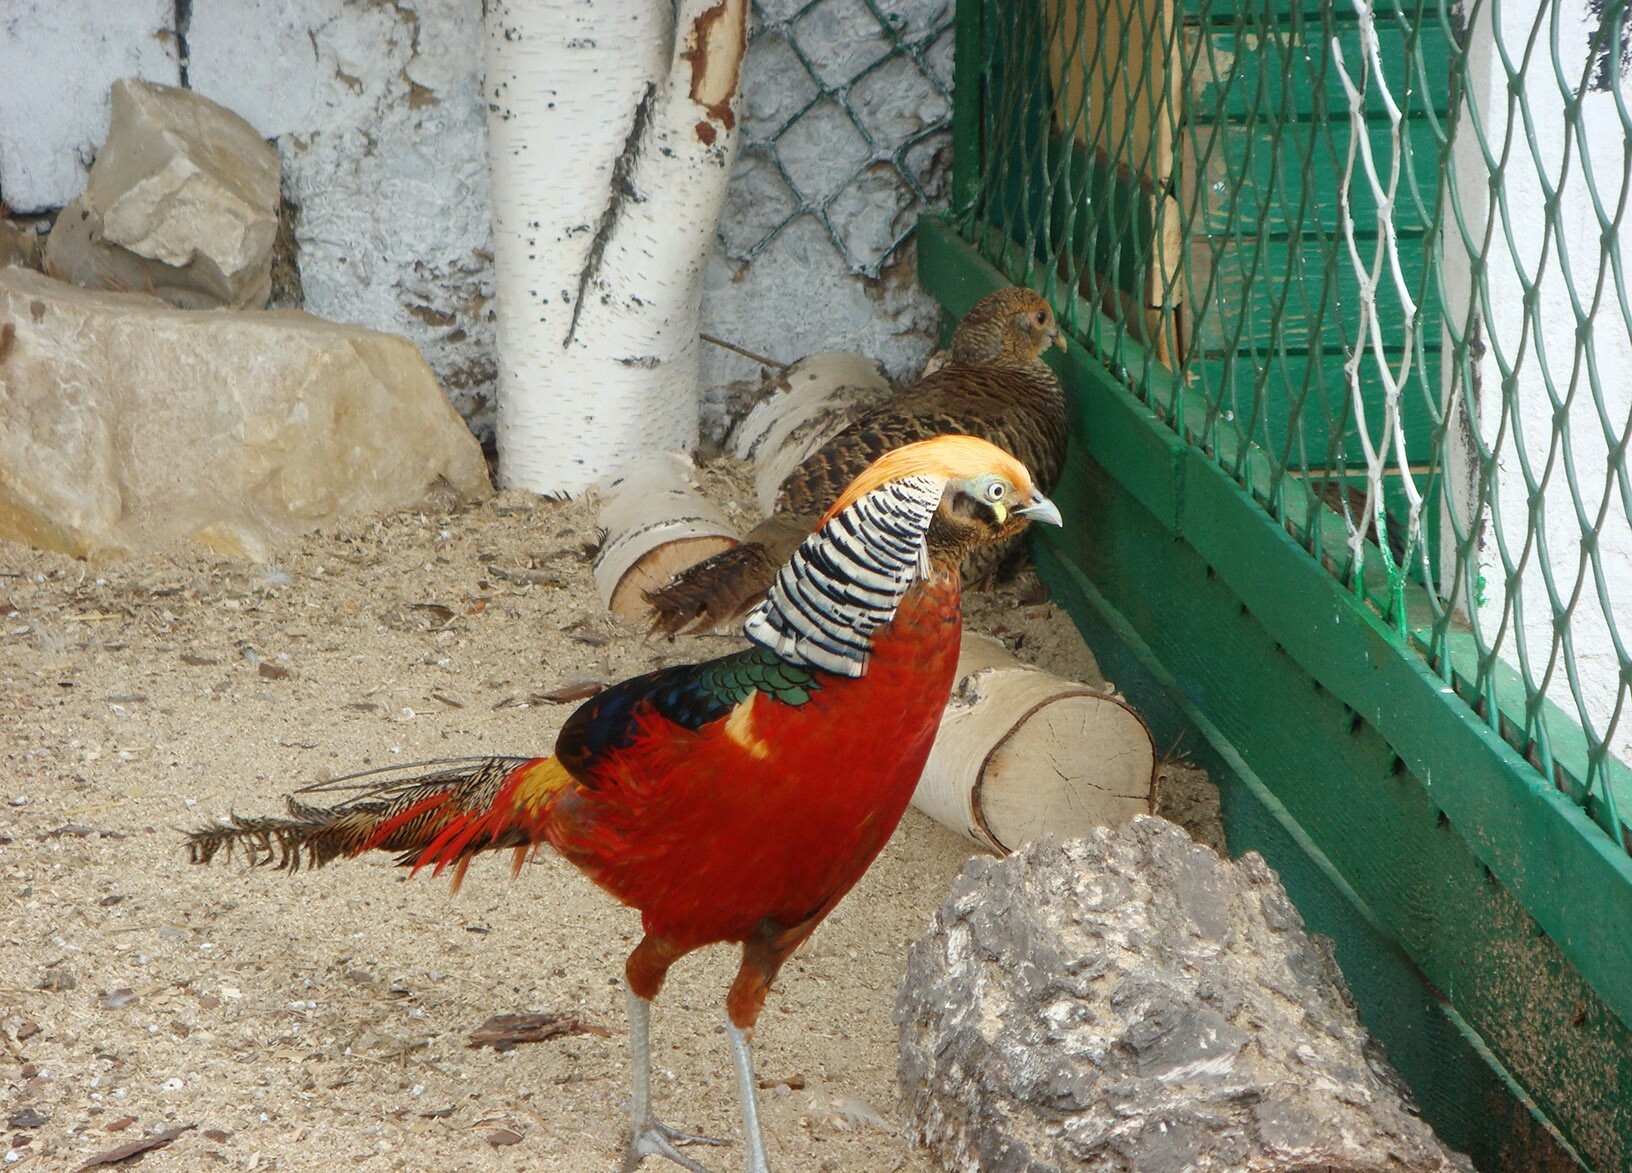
xmin=1187 ymin=115 xmax=1444 ymax=237
xmin=1190 ymin=229 xmax=1437 ymax=353
xmin=1188 ymin=15 xmax=1453 ymax=124
xmin=1186 ymin=0 xmax=1449 ymax=28
xmin=1193 ymin=347 xmax=1442 ymax=465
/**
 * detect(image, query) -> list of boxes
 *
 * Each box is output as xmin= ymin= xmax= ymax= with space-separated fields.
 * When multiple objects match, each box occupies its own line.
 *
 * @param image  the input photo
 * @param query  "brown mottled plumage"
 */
xmin=647 ymin=287 xmax=1070 ymax=634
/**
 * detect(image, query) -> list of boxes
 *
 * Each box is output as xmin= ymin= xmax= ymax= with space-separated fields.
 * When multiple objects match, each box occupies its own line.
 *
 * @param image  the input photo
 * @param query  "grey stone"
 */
xmin=897 ymin=817 xmax=1474 ymax=1172
xmin=752 ymin=0 xmax=814 ymax=25
xmin=849 ymin=54 xmax=951 ymax=148
xmin=44 ymin=79 xmax=279 ymax=310
xmin=903 ymin=129 xmax=953 ymax=203
xmin=828 ymin=163 xmax=919 ymax=274
xmin=0 ymin=268 xmax=490 ymax=561
xmin=923 ymin=25 xmax=957 ymax=91
xmin=720 ymin=151 xmax=801 ymax=260
xmin=878 ymin=0 xmax=955 ymax=41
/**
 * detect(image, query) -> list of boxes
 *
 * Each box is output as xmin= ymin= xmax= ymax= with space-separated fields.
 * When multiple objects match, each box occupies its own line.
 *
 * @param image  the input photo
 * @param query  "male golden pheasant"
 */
xmin=185 ymin=435 xmax=1061 ymax=1172
xmin=646 ymin=286 xmax=1069 ymax=634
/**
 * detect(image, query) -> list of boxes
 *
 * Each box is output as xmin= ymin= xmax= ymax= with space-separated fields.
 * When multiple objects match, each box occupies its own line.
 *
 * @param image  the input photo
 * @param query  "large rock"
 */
xmin=0 ymin=268 xmax=491 ymax=560
xmin=44 ymin=79 xmax=279 ymax=309
xmin=897 ymin=817 xmax=1472 ymax=1172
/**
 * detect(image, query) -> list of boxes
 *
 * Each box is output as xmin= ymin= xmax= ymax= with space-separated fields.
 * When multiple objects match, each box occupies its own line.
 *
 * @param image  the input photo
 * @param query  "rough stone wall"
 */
xmin=0 ymin=0 xmax=953 ymax=444
xmin=0 ymin=1 xmax=181 ymax=211
xmin=189 ymin=0 xmax=499 ymax=437
xmin=700 ymin=0 xmax=954 ymax=388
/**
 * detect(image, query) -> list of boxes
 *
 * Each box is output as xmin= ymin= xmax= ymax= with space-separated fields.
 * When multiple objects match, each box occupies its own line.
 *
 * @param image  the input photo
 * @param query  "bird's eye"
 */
xmin=1034 ymin=310 xmax=1048 ymax=326
xmin=986 ymin=481 xmax=1007 ymax=502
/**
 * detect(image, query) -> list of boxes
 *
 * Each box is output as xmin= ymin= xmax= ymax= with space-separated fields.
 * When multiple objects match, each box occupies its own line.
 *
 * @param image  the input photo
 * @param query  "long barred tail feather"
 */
xmin=184 ymin=755 xmax=569 ymax=889
xmin=183 ymin=801 xmax=362 ymax=872
xmin=289 ymin=756 xmax=505 ymax=798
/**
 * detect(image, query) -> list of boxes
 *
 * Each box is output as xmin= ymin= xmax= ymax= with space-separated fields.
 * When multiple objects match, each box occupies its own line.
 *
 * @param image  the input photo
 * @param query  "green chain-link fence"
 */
xmin=959 ymin=0 xmax=1632 ymax=843
xmin=930 ymin=0 xmax=1632 ymax=1164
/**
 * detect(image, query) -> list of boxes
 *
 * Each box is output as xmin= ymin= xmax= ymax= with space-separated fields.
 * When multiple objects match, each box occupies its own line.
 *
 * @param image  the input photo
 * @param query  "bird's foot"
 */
xmin=620 ymin=1118 xmax=727 ymax=1172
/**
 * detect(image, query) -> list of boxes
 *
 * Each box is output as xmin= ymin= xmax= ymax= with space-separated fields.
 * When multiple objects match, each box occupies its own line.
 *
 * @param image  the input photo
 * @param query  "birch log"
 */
xmin=484 ymin=0 xmax=747 ymax=495
xmin=593 ymin=452 xmax=739 ymax=620
xmin=913 ymin=634 xmax=1156 ymax=854
xmin=594 ymin=351 xmax=890 ymax=622
xmin=729 ymin=351 xmax=893 ymax=513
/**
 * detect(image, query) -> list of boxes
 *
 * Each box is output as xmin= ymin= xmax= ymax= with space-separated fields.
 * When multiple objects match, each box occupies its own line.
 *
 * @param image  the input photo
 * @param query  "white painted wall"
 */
xmin=0 ymin=0 xmax=179 ymax=211
xmin=1442 ymin=0 xmax=1632 ymax=768
xmin=0 ymin=0 xmax=951 ymax=447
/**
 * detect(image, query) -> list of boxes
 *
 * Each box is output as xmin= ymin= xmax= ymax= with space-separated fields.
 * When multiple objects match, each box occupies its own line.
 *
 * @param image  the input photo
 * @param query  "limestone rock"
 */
xmin=44 ymin=79 xmax=279 ymax=309
xmin=0 ymin=268 xmax=491 ymax=560
xmin=43 ymin=198 xmax=166 ymax=297
xmin=897 ymin=817 xmax=1473 ymax=1172
xmin=1 ymin=220 xmax=41 ymax=270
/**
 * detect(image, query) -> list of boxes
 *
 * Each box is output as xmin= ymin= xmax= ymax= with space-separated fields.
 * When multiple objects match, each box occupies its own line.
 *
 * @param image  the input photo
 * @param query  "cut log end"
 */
xmin=607 ymin=534 xmax=739 ymax=623
xmin=592 ymin=451 xmax=741 ymax=623
xmin=975 ymin=689 xmax=1156 ymax=853
xmin=913 ymin=634 xmax=1156 ymax=854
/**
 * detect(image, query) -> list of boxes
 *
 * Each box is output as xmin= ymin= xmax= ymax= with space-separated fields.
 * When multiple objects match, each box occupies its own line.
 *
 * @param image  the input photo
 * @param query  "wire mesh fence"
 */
xmin=957 ymin=0 xmax=1632 ymax=847
xmin=727 ymin=0 xmax=956 ymax=276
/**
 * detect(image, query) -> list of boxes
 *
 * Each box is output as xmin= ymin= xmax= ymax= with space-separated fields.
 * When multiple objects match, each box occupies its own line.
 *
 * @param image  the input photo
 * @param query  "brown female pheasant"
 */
xmin=647 ymin=285 xmax=1069 ymax=634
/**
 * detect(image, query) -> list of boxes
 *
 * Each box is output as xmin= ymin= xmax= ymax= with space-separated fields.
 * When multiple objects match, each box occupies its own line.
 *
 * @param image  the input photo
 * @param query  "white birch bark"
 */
xmin=483 ymin=0 xmax=747 ymax=495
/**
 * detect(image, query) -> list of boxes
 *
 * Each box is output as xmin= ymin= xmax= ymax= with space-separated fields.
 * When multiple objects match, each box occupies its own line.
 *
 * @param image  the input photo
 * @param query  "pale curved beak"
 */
xmin=1016 ymin=492 xmax=1063 ymax=527
xmin=1052 ymin=329 xmax=1068 ymax=351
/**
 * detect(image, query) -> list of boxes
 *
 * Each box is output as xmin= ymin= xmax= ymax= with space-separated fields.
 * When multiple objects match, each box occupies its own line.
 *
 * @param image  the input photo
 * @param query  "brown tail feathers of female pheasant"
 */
xmin=645 ymin=285 xmax=1068 ymax=634
xmin=643 ymin=513 xmax=809 ymax=634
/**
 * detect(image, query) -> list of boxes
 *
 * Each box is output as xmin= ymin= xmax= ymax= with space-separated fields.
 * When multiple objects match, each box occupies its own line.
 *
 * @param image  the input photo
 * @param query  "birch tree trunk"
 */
xmin=483 ymin=0 xmax=747 ymax=495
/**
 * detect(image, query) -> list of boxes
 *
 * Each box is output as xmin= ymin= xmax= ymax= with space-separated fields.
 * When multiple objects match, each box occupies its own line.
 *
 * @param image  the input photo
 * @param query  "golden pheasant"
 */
xmin=646 ymin=286 xmax=1069 ymax=634
xmin=185 ymin=435 xmax=1061 ymax=1172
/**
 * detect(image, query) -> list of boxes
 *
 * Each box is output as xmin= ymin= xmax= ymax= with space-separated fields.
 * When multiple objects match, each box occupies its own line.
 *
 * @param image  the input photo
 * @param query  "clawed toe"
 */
xmin=621 ymin=1118 xmax=727 ymax=1172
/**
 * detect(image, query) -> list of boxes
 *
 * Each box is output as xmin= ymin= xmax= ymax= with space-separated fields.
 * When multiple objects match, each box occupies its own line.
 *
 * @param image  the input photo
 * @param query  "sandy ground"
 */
xmin=0 ymin=460 xmax=1220 ymax=1172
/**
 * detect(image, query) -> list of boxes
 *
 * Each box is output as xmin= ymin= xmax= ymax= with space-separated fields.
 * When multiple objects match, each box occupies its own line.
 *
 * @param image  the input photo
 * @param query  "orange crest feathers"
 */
xmin=820 ymin=435 xmax=1037 ymax=524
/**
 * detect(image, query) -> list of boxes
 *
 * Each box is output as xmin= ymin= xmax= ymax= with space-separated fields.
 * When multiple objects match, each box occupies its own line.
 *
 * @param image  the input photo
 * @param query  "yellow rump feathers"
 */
xmin=514 ymin=756 xmax=574 ymax=817
xmin=820 ymin=434 xmax=1038 ymax=524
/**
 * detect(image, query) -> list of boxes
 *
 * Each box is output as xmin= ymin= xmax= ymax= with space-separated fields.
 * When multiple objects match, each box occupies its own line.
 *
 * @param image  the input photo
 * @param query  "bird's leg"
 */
xmin=722 ymin=925 xmax=812 ymax=1173
xmin=726 ymin=1018 xmax=771 ymax=1173
xmin=621 ymin=989 xmax=725 ymax=1173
